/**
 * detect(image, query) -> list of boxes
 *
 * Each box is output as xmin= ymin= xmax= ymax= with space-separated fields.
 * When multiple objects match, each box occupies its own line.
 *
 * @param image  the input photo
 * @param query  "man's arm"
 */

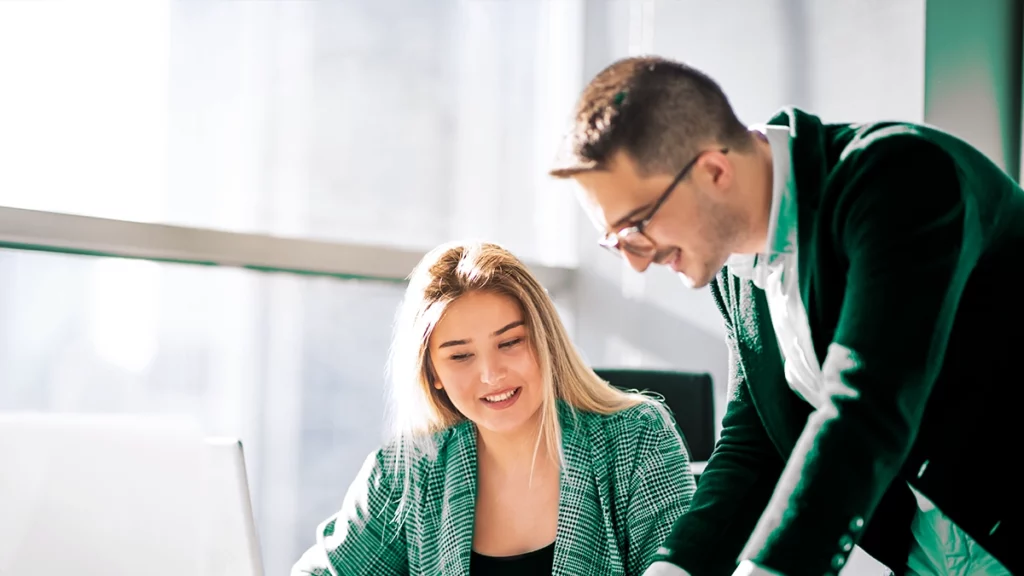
xmin=652 ymin=277 xmax=785 ymax=576
xmin=738 ymin=136 xmax=976 ymax=575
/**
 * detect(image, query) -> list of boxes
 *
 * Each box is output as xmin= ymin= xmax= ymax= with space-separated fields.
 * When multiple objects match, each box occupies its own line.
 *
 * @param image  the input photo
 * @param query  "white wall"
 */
xmin=924 ymin=0 xmax=1022 ymax=178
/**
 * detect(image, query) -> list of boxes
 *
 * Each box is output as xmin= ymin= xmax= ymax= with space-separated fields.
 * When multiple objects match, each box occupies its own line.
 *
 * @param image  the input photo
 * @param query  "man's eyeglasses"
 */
xmin=598 ymin=148 xmax=729 ymax=259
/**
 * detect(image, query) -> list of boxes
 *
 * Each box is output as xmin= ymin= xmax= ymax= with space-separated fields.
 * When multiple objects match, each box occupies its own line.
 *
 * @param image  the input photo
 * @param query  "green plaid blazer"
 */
xmin=292 ymin=400 xmax=695 ymax=575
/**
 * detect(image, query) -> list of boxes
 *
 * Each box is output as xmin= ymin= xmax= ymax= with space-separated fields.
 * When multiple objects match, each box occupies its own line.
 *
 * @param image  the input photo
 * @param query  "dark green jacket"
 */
xmin=659 ymin=108 xmax=1024 ymax=576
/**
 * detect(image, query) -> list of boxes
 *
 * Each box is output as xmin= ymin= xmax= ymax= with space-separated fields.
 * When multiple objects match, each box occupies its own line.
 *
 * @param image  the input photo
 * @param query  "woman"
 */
xmin=292 ymin=241 xmax=695 ymax=575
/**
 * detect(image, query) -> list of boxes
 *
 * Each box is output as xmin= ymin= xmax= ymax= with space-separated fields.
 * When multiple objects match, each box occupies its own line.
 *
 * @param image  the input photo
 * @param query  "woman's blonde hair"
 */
xmin=387 ymin=240 xmax=651 ymax=513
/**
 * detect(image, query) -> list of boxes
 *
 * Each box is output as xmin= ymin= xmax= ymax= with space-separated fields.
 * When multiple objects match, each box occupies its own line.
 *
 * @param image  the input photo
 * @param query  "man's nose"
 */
xmin=624 ymin=250 xmax=652 ymax=273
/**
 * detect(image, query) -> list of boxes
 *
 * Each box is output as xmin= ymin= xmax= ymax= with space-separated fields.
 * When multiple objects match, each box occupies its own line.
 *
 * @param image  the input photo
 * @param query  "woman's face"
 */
xmin=428 ymin=291 xmax=545 ymax=436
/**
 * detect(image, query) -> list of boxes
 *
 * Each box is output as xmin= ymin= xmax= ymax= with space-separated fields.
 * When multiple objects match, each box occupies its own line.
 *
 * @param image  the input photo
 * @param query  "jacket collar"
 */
xmin=767 ymin=106 xmax=829 ymax=343
xmin=767 ymin=106 xmax=827 ymax=216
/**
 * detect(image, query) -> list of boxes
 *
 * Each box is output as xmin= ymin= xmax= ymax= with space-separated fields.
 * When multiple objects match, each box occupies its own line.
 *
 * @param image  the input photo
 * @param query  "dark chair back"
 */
xmin=593 ymin=368 xmax=716 ymax=462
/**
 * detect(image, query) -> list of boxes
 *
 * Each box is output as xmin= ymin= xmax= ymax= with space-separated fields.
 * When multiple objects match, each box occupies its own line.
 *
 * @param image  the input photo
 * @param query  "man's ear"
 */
xmin=701 ymin=149 xmax=733 ymax=193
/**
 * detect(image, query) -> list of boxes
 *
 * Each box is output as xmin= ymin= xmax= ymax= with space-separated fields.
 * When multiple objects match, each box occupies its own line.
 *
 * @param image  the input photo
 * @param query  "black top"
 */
xmin=470 ymin=542 xmax=555 ymax=575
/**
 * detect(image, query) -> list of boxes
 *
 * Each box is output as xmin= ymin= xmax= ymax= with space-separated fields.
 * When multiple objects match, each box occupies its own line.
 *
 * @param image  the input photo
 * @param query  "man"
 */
xmin=550 ymin=56 xmax=1021 ymax=576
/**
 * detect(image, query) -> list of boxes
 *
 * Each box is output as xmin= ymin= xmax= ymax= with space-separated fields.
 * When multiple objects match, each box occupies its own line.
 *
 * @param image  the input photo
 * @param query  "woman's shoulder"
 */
xmin=564 ymin=399 xmax=689 ymax=497
xmin=371 ymin=420 xmax=475 ymax=479
xmin=570 ymin=398 xmax=682 ymax=452
xmin=582 ymin=397 xmax=677 ymax=433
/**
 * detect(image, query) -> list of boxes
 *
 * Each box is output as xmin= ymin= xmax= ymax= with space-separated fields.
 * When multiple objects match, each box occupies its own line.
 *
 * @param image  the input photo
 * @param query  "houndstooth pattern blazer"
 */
xmin=291 ymin=400 xmax=695 ymax=576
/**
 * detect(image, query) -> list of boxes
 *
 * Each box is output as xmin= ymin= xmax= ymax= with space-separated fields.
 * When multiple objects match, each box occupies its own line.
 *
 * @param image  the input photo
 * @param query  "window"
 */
xmin=0 ymin=0 xmax=583 ymax=267
xmin=0 ymin=248 xmax=406 ymax=573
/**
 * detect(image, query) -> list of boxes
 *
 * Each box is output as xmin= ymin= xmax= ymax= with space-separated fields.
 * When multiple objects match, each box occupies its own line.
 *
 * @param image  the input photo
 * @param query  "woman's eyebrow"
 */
xmin=492 ymin=320 xmax=524 ymax=336
xmin=438 ymin=338 xmax=469 ymax=349
xmin=437 ymin=320 xmax=524 ymax=348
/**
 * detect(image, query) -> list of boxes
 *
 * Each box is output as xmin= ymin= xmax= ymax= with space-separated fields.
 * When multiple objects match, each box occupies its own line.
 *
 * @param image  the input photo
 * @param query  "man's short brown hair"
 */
xmin=550 ymin=56 xmax=749 ymax=178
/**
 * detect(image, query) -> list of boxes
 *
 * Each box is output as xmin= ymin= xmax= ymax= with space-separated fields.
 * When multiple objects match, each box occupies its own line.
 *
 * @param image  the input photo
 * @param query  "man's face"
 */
xmin=571 ymin=148 xmax=744 ymax=289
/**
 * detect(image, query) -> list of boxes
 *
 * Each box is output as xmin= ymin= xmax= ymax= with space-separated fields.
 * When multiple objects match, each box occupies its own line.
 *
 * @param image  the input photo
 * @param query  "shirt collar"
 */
xmin=725 ymin=124 xmax=797 ymax=280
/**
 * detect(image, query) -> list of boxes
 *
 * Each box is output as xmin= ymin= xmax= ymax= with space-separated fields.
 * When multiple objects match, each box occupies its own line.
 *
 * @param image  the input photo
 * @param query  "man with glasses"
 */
xmin=550 ymin=56 xmax=1020 ymax=576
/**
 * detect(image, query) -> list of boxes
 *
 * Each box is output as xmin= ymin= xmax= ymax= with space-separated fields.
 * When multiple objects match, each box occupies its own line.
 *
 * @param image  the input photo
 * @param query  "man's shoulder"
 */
xmin=832 ymin=121 xmax=950 ymax=164
xmin=769 ymin=105 xmax=948 ymax=163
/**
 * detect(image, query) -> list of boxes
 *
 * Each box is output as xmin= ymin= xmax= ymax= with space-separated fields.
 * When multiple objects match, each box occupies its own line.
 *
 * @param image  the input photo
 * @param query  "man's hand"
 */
xmin=732 ymin=559 xmax=785 ymax=576
xmin=730 ymin=554 xmax=894 ymax=575
xmin=643 ymin=559 xmax=785 ymax=576
xmin=643 ymin=561 xmax=691 ymax=576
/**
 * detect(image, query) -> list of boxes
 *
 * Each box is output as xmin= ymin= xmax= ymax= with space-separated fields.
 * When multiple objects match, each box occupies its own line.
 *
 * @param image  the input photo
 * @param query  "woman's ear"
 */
xmin=426 ymin=353 xmax=443 ymax=389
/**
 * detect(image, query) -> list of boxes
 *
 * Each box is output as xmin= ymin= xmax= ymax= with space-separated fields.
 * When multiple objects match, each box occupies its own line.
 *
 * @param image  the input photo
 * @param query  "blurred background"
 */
xmin=0 ymin=1 xmax=1020 ymax=574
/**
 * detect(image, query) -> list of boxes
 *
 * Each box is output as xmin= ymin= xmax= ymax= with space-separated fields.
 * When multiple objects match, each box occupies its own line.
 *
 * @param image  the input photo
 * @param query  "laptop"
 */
xmin=0 ymin=413 xmax=264 ymax=576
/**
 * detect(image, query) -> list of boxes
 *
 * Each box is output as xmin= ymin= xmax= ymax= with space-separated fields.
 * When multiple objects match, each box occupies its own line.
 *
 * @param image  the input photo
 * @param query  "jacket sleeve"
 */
xmin=656 ymin=277 xmax=786 ymax=575
xmin=739 ymin=136 xmax=975 ymax=576
xmin=626 ymin=403 xmax=697 ymax=575
xmin=291 ymin=449 xmax=408 ymax=576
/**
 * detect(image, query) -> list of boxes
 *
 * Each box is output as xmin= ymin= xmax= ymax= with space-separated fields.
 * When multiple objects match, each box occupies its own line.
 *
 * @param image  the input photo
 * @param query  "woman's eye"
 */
xmin=450 ymin=353 xmax=472 ymax=362
xmin=499 ymin=337 xmax=523 ymax=349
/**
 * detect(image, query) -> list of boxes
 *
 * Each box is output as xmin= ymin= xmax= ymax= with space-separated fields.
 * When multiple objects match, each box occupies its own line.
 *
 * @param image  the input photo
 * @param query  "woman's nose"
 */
xmin=479 ymin=354 xmax=507 ymax=385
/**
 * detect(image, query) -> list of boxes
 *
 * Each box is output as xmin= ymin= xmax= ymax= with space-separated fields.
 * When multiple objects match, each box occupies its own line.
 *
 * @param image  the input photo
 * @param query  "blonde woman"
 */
xmin=292 ymin=241 xmax=695 ymax=576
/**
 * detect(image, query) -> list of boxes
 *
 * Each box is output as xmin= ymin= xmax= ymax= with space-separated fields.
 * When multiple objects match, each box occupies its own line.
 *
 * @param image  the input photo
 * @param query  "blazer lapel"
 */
xmin=437 ymin=422 xmax=477 ymax=576
xmin=728 ymin=274 xmax=809 ymax=456
xmin=554 ymin=405 xmax=620 ymax=574
xmin=435 ymin=408 xmax=620 ymax=575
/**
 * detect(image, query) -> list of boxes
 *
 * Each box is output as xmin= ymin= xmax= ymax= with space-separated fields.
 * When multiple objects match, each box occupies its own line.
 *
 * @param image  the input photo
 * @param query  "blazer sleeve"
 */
xmin=739 ymin=136 xmax=976 ymax=576
xmin=656 ymin=278 xmax=786 ymax=576
xmin=291 ymin=449 xmax=409 ymax=576
xmin=625 ymin=404 xmax=697 ymax=575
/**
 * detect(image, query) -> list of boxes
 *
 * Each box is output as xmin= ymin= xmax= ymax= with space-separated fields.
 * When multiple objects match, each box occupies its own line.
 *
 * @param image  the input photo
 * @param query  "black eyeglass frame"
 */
xmin=598 ymin=147 xmax=729 ymax=258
